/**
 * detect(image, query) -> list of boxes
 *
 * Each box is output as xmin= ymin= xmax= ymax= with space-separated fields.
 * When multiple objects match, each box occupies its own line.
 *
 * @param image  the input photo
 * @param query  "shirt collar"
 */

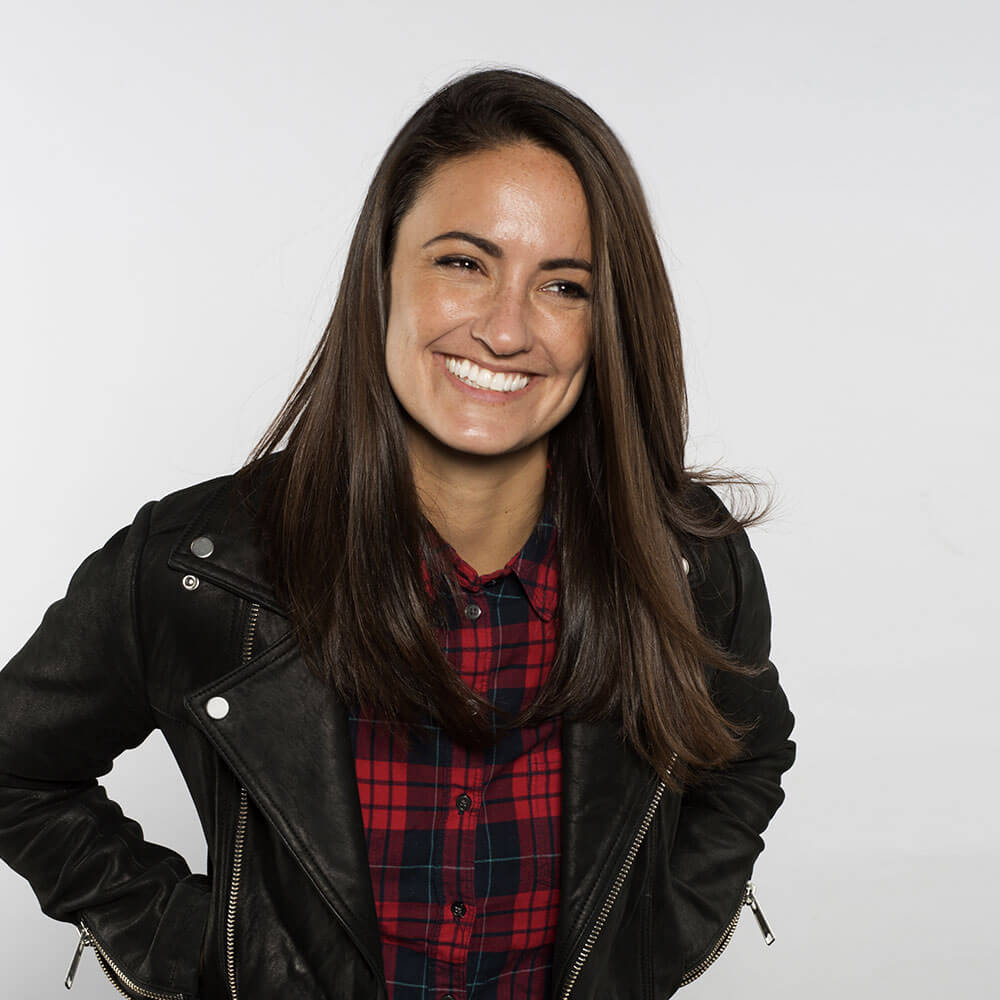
xmin=421 ymin=463 xmax=558 ymax=622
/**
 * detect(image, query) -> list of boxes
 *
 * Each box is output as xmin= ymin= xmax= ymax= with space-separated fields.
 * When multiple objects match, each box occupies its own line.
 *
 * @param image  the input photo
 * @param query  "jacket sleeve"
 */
xmin=0 ymin=500 xmax=209 ymax=1000
xmin=670 ymin=525 xmax=796 ymax=981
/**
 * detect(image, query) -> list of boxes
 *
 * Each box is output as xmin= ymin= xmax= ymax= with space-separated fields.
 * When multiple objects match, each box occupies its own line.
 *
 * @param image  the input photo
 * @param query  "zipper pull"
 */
xmin=65 ymin=926 xmax=92 ymax=989
xmin=745 ymin=882 xmax=775 ymax=945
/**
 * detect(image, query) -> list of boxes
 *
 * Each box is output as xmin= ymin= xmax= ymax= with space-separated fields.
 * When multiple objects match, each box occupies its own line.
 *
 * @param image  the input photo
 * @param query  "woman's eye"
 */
xmin=434 ymin=255 xmax=480 ymax=272
xmin=546 ymin=280 xmax=590 ymax=301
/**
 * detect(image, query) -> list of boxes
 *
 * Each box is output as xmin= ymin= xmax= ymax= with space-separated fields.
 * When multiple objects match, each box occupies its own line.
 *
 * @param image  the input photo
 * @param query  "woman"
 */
xmin=0 ymin=67 xmax=795 ymax=999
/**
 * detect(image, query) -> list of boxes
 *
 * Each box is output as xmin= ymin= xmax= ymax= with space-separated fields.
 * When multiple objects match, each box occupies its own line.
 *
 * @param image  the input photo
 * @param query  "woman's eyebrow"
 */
xmin=421 ymin=230 xmax=592 ymax=273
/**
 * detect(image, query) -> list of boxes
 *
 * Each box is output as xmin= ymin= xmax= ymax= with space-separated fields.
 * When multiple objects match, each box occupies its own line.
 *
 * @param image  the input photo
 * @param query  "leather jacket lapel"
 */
xmin=183 ymin=632 xmax=386 ymax=985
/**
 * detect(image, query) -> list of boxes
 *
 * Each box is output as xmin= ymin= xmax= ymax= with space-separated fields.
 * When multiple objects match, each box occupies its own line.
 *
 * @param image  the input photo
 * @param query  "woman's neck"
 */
xmin=407 ymin=429 xmax=548 ymax=576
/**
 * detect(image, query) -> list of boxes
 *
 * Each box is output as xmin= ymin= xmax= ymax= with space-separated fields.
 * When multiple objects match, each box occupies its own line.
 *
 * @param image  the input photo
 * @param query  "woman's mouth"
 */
xmin=436 ymin=353 xmax=538 ymax=399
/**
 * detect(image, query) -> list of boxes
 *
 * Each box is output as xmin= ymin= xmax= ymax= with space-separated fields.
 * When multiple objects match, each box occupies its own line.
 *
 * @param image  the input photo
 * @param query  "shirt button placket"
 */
xmin=455 ymin=591 xmax=482 ymax=961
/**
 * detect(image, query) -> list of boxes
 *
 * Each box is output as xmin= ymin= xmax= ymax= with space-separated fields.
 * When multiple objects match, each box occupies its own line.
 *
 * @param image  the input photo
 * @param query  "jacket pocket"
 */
xmin=677 ymin=880 xmax=774 ymax=986
xmin=67 ymin=873 xmax=211 ymax=999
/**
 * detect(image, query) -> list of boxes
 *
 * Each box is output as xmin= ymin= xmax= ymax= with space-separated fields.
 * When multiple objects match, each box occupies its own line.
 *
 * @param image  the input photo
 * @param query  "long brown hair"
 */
xmin=234 ymin=66 xmax=773 ymax=793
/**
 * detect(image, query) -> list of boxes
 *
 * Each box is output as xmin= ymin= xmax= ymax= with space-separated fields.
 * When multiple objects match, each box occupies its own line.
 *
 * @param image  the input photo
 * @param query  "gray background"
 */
xmin=2 ymin=1 xmax=996 ymax=995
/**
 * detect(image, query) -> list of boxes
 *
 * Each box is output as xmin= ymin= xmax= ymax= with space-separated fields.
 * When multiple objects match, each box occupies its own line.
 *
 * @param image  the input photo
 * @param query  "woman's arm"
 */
xmin=0 ymin=501 xmax=209 ymax=999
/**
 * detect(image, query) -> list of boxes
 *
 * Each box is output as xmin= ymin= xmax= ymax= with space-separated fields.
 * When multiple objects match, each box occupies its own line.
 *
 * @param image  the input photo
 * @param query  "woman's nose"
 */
xmin=472 ymin=286 xmax=533 ymax=356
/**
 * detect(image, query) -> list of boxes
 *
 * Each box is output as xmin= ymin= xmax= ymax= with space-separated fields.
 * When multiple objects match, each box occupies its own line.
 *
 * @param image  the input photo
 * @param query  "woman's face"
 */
xmin=385 ymin=141 xmax=593 ymax=463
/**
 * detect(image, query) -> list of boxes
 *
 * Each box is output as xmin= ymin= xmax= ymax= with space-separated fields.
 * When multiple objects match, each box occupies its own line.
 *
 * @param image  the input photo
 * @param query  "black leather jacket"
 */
xmin=0 ymin=466 xmax=795 ymax=1000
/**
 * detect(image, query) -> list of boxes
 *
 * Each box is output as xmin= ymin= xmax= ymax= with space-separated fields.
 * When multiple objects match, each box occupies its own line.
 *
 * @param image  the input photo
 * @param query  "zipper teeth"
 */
xmin=226 ymin=788 xmax=249 ymax=999
xmin=78 ymin=922 xmax=183 ymax=1000
xmin=677 ymin=882 xmax=750 ymax=986
xmin=558 ymin=750 xmax=678 ymax=1000
xmin=240 ymin=602 xmax=261 ymax=664
xmin=226 ymin=601 xmax=260 ymax=1000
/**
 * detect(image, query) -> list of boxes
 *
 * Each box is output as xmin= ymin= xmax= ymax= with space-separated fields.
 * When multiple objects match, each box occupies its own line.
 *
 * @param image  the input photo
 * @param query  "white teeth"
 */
xmin=443 ymin=355 xmax=530 ymax=393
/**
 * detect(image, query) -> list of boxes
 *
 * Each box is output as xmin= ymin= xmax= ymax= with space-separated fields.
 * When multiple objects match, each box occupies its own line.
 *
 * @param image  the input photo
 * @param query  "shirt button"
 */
xmin=464 ymin=602 xmax=482 ymax=620
xmin=456 ymin=792 xmax=472 ymax=812
xmin=451 ymin=901 xmax=467 ymax=919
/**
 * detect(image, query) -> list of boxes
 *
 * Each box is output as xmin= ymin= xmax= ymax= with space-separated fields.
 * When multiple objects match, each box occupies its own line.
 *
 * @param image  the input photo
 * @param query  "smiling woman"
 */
xmin=0 ymin=67 xmax=795 ymax=1000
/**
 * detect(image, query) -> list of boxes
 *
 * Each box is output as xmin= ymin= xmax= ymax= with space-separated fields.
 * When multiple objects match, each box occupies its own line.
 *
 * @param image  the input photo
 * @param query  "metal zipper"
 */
xmin=65 ymin=922 xmax=183 ymax=999
xmin=557 ymin=750 xmax=678 ymax=1000
xmin=677 ymin=881 xmax=774 ymax=986
xmin=224 ymin=600 xmax=260 ymax=1000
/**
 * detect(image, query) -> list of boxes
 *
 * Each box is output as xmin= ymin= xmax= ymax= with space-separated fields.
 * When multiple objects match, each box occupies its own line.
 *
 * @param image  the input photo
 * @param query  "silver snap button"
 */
xmin=181 ymin=574 xmax=200 ymax=591
xmin=681 ymin=557 xmax=690 ymax=575
xmin=464 ymin=603 xmax=482 ymax=621
xmin=190 ymin=535 xmax=215 ymax=558
xmin=206 ymin=696 xmax=229 ymax=719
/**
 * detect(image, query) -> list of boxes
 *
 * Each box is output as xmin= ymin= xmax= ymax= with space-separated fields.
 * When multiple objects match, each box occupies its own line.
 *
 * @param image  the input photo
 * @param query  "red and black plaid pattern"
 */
xmin=347 ymin=487 xmax=561 ymax=999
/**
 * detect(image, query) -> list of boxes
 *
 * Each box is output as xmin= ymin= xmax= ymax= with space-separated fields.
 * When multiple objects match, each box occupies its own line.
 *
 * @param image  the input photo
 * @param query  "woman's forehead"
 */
xmin=401 ymin=146 xmax=591 ymax=256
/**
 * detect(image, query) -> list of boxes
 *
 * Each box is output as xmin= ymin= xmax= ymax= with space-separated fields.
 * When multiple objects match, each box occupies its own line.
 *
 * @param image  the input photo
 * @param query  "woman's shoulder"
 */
xmin=677 ymin=482 xmax=770 ymax=661
xmin=146 ymin=452 xmax=283 ymax=540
